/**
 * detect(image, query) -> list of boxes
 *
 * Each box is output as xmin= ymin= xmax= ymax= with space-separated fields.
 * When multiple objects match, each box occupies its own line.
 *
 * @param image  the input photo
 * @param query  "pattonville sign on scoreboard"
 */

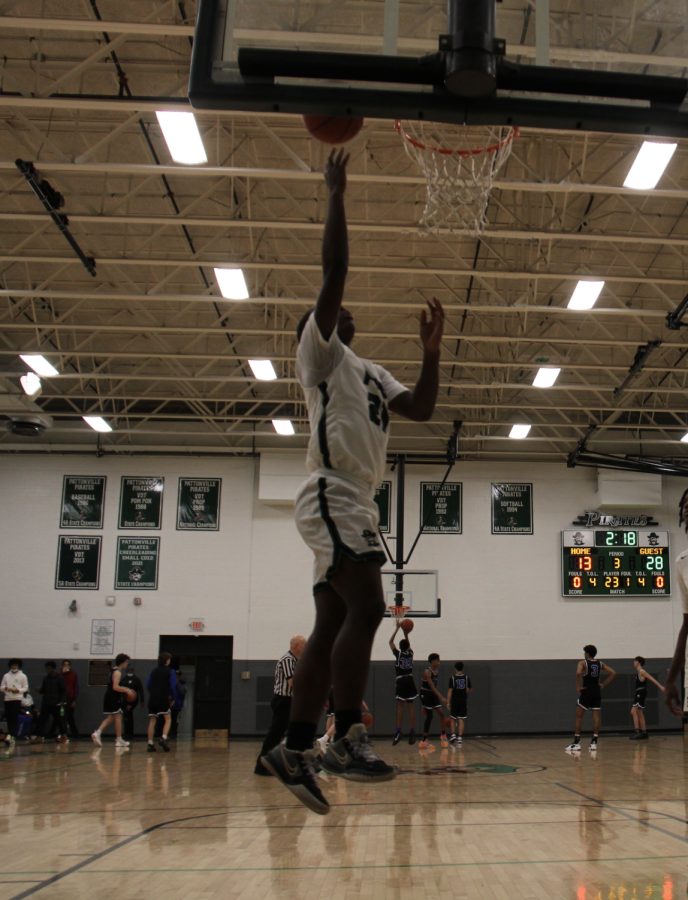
xmin=562 ymin=529 xmax=670 ymax=597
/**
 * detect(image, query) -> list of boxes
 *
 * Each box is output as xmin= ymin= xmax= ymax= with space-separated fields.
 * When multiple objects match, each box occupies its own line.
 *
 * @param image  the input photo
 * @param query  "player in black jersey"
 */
xmin=565 ymin=644 xmax=616 ymax=751
xmin=419 ymin=654 xmax=447 ymax=749
xmin=630 ymin=655 xmax=665 ymax=740
xmin=447 ymin=662 xmax=472 ymax=745
xmin=389 ymin=622 xmax=418 ymax=745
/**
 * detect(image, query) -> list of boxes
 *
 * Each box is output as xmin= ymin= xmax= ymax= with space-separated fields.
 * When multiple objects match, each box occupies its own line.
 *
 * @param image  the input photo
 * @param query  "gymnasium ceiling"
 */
xmin=2 ymin=0 xmax=688 ymax=462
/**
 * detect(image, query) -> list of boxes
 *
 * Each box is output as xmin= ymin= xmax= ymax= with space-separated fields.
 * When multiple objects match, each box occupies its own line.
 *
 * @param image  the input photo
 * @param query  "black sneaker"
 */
xmin=629 ymin=732 xmax=641 ymax=741
xmin=261 ymin=742 xmax=329 ymax=815
xmin=322 ymin=723 xmax=397 ymax=783
xmin=640 ymin=733 xmax=649 ymax=740
xmin=254 ymin=764 xmax=273 ymax=776
xmin=159 ymin=738 xmax=170 ymax=753
xmin=392 ymin=733 xmax=402 ymax=746
xmin=408 ymin=732 xmax=416 ymax=745
xmin=147 ymin=743 xmax=156 ymax=753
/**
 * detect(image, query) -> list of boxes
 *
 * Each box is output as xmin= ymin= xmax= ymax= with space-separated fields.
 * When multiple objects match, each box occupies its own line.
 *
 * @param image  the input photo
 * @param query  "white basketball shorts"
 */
xmin=295 ymin=470 xmax=387 ymax=593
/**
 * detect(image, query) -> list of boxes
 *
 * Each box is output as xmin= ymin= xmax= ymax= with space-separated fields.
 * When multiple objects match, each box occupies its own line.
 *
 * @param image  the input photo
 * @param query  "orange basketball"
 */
xmin=302 ymin=114 xmax=364 ymax=145
xmin=362 ymin=712 xmax=373 ymax=729
xmin=401 ymin=619 xmax=414 ymax=634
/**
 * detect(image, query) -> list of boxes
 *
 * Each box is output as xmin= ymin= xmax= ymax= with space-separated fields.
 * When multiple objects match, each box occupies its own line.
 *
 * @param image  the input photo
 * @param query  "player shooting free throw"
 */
xmin=261 ymin=149 xmax=445 ymax=814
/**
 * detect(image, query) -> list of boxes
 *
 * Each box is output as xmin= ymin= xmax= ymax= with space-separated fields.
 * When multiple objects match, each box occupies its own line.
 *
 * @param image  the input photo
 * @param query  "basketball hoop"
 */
xmin=388 ymin=604 xmax=410 ymax=622
xmin=395 ymin=121 xmax=518 ymax=237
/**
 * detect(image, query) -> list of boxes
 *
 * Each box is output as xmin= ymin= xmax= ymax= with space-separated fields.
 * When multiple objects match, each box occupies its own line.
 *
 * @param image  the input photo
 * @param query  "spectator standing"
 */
xmin=32 ymin=662 xmax=68 ymax=743
xmin=1 ymin=659 xmax=28 ymax=749
xmin=254 ymin=636 xmax=307 ymax=776
xmin=60 ymin=661 xmax=80 ymax=739
xmin=120 ymin=665 xmax=145 ymax=740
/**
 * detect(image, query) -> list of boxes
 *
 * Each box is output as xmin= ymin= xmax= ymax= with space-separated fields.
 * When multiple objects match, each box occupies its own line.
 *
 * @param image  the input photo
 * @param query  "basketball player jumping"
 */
xmin=389 ymin=621 xmax=418 ymax=745
xmin=262 ymin=148 xmax=445 ymax=813
xmin=665 ymin=488 xmax=688 ymax=718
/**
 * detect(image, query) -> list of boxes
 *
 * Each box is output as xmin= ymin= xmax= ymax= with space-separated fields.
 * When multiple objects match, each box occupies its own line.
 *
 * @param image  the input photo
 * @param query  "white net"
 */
xmin=396 ymin=121 xmax=518 ymax=237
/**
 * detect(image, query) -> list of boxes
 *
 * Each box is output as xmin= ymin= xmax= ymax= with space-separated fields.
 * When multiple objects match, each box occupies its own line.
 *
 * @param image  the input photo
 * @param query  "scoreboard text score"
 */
xmin=562 ymin=529 xmax=671 ymax=597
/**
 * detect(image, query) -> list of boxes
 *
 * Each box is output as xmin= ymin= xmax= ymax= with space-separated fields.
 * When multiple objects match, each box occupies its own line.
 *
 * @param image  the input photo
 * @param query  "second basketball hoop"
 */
xmin=396 ymin=121 xmax=518 ymax=237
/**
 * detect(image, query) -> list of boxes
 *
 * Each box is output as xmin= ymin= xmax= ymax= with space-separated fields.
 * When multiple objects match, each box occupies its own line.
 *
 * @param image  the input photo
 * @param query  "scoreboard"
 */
xmin=562 ymin=529 xmax=670 ymax=597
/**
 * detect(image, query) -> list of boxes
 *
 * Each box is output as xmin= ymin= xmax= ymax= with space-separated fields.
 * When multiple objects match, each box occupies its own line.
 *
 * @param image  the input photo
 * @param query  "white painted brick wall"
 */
xmin=0 ymin=455 xmax=683 ymax=661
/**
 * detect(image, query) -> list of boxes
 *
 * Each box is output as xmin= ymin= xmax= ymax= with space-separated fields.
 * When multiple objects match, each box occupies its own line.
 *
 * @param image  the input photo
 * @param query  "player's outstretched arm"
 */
xmin=314 ymin=148 xmax=350 ymax=340
xmin=640 ymin=669 xmax=665 ymax=692
xmin=389 ymin=298 xmax=444 ymax=422
xmin=389 ymin=622 xmax=401 ymax=650
xmin=665 ymin=612 xmax=688 ymax=716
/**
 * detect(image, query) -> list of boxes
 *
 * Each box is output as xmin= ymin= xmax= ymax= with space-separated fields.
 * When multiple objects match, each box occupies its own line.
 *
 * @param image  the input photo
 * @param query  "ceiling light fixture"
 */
xmin=248 ymin=359 xmax=277 ymax=381
xmin=83 ymin=416 xmax=112 ymax=433
xmin=155 ymin=111 xmax=207 ymax=165
xmin=681 ymin=432 xmax=688 ymax=443
xmin=568 ymin=280 xmax=605 ymax=310
xmin=623 ymin=141 xmax=677 ymax=190
xmin=214 ymin=267 xmax=249 ymax=300
xmin=20 ymin=373 xmax=42 ymax=397
xmin=19 ymin=354 xmax=58 ymax=377
xmin=532 ymin=367 xmax=561 ymax=388
xmin=272 ymin=419 xmax=295 ymax=435
xmin=509 ymin=423 xmax=531 ymax=439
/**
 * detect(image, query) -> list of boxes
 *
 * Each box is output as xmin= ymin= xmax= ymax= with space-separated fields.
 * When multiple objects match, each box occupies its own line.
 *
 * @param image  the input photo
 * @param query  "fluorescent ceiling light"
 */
xmin=509 ymin=423 xmax=531 ymax=440
xmin=532 ymin=367 xmax=561 ymax=388
xmin=155 ymin=111 xmax=207 ymax=165
xmin=568 ymin=280 xmax=605 ymax=310
xmin=272 ymin=419 xmax=295 ymax=435
xmin=623 ymin=141 xmax=677 ymax=190
xmin=20 ymin=373 xmax=41 ymax=397
xmin=681 ymin=432 xmax=688 ymax=443
xmin=214 ymin=267 xmax=249 ymax=300
xmin=83 ymin=416 xmax=112 ymax=433
xmin=248 ymin=359 xmax=277 ymax=381
xmin=20 ymin=354 xmax=58 ymax=377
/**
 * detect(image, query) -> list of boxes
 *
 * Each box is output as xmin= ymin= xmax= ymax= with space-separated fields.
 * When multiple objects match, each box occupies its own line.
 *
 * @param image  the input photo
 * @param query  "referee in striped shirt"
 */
xmin=255 ymin=635 xmax=307 ymax=775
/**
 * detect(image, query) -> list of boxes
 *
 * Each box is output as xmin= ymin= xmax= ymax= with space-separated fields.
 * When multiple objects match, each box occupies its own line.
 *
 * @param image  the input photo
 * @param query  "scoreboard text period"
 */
xmin=562 ymin=530 xmax=670 ymax=597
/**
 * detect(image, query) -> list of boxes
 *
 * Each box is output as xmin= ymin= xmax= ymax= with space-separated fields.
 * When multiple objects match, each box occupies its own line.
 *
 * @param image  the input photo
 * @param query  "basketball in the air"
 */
xmin=401 ymin=619 xmax=414 ymax=634
xmin=302 ymin=114 xmax=364 ymax=145
xmin=362 ymin=712 xmax=373 ymax=729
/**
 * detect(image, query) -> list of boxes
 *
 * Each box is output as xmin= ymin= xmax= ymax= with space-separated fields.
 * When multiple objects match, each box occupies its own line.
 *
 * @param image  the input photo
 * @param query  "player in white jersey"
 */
xmin=262 ymin=149 xmax=445 ymax=814
xmin=665 ymin=488 xmax=688 ymax=717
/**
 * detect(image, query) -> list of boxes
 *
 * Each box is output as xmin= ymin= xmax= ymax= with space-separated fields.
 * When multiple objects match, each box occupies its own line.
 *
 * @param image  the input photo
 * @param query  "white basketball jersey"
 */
xmin=296 ymin=314 xmax=407 ymax=488
xmin=676 ymin=548 xmax=688 ymax=612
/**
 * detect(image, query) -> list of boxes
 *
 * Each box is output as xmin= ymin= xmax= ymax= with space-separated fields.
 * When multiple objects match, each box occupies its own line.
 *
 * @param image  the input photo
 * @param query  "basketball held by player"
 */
xmin=260 ymin=148 xmax=444 ymax=814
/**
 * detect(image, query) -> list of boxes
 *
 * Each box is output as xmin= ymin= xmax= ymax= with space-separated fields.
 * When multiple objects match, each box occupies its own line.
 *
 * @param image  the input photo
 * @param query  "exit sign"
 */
xmin=188 ymin=618 xmax=205 ymax=632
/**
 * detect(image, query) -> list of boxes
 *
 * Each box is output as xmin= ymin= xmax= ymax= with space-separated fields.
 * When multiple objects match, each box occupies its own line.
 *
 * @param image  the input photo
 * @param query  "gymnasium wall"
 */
xmin=0 ymin=453 xmax=684 ymax=734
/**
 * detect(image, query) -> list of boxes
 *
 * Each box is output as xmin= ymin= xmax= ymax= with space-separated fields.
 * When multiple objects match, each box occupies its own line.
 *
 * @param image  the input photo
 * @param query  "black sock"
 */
xmin=574 ymin=734 xmax=580 ymax=742
xmin=334 ymin=709 xmax=361 ymax=742
xmin=285 ymin=721 xmax=317 ymax=753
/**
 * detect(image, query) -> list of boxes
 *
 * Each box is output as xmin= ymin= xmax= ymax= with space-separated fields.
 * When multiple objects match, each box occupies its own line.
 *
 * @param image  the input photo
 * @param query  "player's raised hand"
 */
xmin=324 ymin=148 xmax=350 ymax=196
xmin=419 ymin=297 xmax=445 ymax=355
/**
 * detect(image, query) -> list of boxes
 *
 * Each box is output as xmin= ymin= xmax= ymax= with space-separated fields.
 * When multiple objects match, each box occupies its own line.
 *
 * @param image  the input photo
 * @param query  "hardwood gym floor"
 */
xmin=0 ymin=734 xmax=685 ymax=900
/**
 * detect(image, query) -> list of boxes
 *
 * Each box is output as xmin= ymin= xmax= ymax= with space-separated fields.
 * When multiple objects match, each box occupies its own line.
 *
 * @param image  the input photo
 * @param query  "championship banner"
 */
xmin=177 ymin=478 xmax=221 ymax=531
xmin=60 ymin=476 xmax=106 ymax=528
xmin=115 ymin=537 xmax=160 ymax=590
xmin=55 ymin=536 xmax=101 ymax=589
xmin=118 ymin=476 xmax=164 ymax=529
xmin=420 ymin=482 xmax=462 ymax=534
xmin=491 ymin=483 xmax=534 ymax=534
xmin=374 ymin=481 xmax=392 ymax=533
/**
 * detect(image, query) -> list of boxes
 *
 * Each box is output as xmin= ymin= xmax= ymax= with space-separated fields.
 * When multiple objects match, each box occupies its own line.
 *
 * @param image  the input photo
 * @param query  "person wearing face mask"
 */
xmin=1 ymin=660 xmax=28 ymax=749
xmin=60 ymin=661 xmax=80 ymax=739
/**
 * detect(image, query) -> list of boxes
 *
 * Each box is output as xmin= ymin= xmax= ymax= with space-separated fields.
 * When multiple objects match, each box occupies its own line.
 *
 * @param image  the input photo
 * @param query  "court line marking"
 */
xmin=72 ymin=855 xmax=688 ymax=874
xmin=556 ymin=783 xmax=688 ymax=845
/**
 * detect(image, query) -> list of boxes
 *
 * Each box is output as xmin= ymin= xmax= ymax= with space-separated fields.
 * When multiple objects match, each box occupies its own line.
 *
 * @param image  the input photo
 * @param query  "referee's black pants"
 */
xmin=255 ymin=694 xmax=291 ymax=772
